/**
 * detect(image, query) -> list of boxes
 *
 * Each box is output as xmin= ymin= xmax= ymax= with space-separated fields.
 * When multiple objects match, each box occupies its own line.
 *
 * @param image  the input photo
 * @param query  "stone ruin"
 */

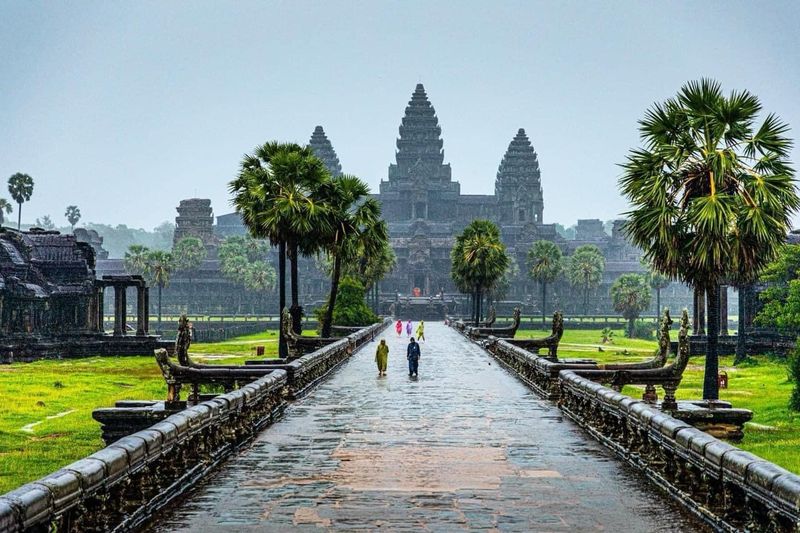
xmin=0 ymin=228 xmax=168 ymax=362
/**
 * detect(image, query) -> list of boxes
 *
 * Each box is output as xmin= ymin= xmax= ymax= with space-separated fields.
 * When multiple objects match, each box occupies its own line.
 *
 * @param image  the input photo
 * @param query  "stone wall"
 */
xmin=0 ymin=319 xmax=390 ymax=532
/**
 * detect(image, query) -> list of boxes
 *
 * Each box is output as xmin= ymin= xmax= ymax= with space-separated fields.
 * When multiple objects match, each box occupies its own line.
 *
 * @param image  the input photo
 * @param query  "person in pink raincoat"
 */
xmin=395 ymin=319 xmax=402 ymax=337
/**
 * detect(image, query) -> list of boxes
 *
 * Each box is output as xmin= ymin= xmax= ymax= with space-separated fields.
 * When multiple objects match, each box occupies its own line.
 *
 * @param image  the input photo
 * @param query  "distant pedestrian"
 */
xmin=416 ymin=320 xmax=425 ymax=342
xmin=407 ymin=337 xmax=421 ymax=377
xmin=375 ymin=339 xmax=389 ymax=376
xmin=395 ymin=319 xmax=402 ymax=337
xmin=405 ymin=320 xmax=412 ymax=337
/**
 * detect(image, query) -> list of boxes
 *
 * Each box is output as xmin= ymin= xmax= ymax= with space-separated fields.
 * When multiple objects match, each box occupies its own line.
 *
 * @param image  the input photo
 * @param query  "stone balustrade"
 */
xmin=0 ymin=318 xmax=390 ymax=533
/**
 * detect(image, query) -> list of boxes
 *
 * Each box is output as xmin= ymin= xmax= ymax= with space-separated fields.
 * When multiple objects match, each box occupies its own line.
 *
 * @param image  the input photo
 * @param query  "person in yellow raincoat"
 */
xmin=416 ymin=320 xmax=425 ymax=342
xmin=375 ymin=339 xmax=389 ymax=376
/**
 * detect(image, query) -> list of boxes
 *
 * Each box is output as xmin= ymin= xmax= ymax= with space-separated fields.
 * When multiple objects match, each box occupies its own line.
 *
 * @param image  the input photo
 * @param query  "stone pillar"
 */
xmin=693 ymin=286 xmax=706 ymax=335
xmin=143 ymin=287 xmax=150 ymax=335
xmin=114 ymin=284 xmax=126 ymax=336
xmin=97 ymin=287 xmax=105 ymax=332
xmin=719 ymin=285 xmax=728 ymax=336
xmin=136 ymin=284 xmax=146 ymax=336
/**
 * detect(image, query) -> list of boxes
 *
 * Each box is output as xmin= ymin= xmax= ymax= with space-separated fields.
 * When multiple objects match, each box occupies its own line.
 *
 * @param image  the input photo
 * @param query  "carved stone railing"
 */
xmin=465 ymin=307 xmax=521 ymax=339
xmin=558 ymin=371 xmax=800 ymax=531
xmin=505 ymin=311 xmax=564 ymax=359
xmin=281 ymin=308 xmax=339 ymax=359
xmin=1 ymin=318 xmax=391 ymax=532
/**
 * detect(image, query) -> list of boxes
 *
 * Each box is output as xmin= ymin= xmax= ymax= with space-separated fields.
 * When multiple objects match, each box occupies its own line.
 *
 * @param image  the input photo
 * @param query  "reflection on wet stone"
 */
xmin=148 ymin=323 xmax=706 ymax=532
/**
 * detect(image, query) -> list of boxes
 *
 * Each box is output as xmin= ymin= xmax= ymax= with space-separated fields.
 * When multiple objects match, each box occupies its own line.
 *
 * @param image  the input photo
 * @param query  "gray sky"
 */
xmin=2 ymin=1 xmax=799 ymax=230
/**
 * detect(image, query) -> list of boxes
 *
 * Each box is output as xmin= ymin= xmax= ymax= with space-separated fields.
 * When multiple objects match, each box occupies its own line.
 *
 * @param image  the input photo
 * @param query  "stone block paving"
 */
xmin=148 ymin=323 xmax=707 ymax=532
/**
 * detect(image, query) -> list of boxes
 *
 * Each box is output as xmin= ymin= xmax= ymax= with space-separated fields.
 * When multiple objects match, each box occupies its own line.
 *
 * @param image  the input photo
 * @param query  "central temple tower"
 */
xmin=379 ymin=84 xmax=461 ymax=221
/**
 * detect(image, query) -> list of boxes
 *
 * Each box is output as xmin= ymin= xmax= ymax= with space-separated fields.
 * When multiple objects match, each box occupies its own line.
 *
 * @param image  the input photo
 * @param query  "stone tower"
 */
xmin=308 ymin=126 xmax=342 ymax=177
xmin=495 ymin=128 xmax=544 ymax=224
xmin=173 ymin=198 xmax=218 ymax=256
xmin=379 ymin=83 xmax=460 ymax=221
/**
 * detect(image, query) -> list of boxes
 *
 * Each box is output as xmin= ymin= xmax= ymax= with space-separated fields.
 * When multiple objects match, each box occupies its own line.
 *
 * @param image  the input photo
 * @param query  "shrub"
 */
xmin=315 ymin=277 xmax=377 ymax=329
xmin=625 ymin=322 xmax=654 ymax=340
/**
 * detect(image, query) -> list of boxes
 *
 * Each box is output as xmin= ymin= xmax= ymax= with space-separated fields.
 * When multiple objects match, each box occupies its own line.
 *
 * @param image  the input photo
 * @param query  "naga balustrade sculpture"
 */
xmin=281 ymin=308 xmax=339 ymax=358
xmin=466 ymin=307 xmax=521 ymax=339
xmin=598 ymin=309 xmax=673 ymax=372
xmin=155 ymin=349 xmax=276 ymax=406
xmin=573 ymin=309 xmax=691 ymax=410
xmin=506 ymin=311 xmax=564 ymax=359
xmin=482 ymin=305 xmax=497 ymax=327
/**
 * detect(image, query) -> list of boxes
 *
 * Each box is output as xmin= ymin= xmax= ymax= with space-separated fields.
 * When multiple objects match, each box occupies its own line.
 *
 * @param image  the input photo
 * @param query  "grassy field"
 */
xmin=519 ymin=327 xmax=800 ymax=473
xmin=0 ymin=332 xmax=279 ymax=493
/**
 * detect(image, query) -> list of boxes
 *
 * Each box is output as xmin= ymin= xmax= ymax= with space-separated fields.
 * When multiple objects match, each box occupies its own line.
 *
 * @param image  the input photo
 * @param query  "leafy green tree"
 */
xmin=567 ymin=244 xmax=605 ymax=315
xmin=124 ymin=245 xmax=151 ymax=276
xmin=490 ymin=256 xmax=519 ymax=304
xmin=755 ymin=244 xmax=800 ymax=332
xmin=788 ymin=342 xmax=800 ymax=412
xmin=339 ymin=237 xmax=396 ymax=312
xmin=527 ymin=240 xmax=564 ymax=322
xmin=451 ymin=219 xmax=510 ymax=326
xmin=7 ymin=173 xmax=33 ymax=230
xmin=65 ymin=205 xmax=81 ymax=230
xmin=0 ymin=199 xmax=12 ymax=226
xmin=34 ymin=215 xmax=55 ymax=230
xmin=230 ymin=142 xmax=331 ymax=355
xmin=610 ymin=273 xmax=652 ymax=338
xmin=318 ymin=175 xmax=386 ymax=337
xmin=314 ymin=276 xmax=377 ymax=328
xmin=620 ymin=79 xmax=800 ymax=400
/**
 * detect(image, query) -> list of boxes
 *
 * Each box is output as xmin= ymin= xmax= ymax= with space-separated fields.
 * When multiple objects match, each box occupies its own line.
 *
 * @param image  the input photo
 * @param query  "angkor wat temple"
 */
xmin=94 ymin=83 xmax=696 ymax=317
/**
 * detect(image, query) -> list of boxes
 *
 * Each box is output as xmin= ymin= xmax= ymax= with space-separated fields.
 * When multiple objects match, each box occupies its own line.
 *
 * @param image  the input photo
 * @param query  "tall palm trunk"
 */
xmin=322 ymin=254 xmax=342 ymax=337
xmin=157 ymin=284 xmax=163 ymax=332
xmin=656 ymin=288 xmax=661 ymax=322
xmin=278 ymin=241 xmax=288 ymax=359
xmin=17 ymin=203 xmax=21 ymax=230
xmin=289 ymin=241 xmax=302 ymax=334
xmin=703 ymin=282 xmax=720 ymax=400
xmin=541 ymin=281 xmax=547 ymax=324
xmin=473 ymin=286 xmax=479 ymax=326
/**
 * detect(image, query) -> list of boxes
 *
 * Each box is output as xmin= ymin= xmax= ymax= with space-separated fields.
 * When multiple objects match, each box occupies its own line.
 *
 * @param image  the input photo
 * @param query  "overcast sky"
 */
xmin=2 ymin=1 xmax=799 ymax=230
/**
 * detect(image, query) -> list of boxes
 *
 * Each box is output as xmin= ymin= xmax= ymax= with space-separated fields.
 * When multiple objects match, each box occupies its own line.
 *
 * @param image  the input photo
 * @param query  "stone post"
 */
xmin=719 ymin=285 xmax=728 ymax=336
xmin=97 ymin=286 xmax=105 ymax=332
xmin=144 ymin=286 xmax=150 ymax=335
xmin=114 ymin=284 xmax=126 ymax=336
xmin=693 ymin=286 xmax=706 ymax=335
xmin=136 ymin=284 xmax=146 ymax=336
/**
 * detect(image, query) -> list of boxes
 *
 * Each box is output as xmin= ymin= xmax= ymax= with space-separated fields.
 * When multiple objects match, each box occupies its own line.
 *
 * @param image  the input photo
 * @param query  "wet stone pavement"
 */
xmin=149 ymin=323 xmax=706 ymax=532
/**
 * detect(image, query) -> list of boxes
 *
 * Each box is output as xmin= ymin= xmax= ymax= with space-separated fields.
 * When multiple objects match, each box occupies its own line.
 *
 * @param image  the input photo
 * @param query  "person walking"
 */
xmin=395 ymin=319 xmax=402 ymax=337
xmin=375 ymin=339 xmax=389 ymax=377
xmin=405 ymin=320 xmax=413 ymax=337
xmin=407 ymin=337 xmax=421 ymax=377
xmin=416 ymin=320 xmax=425 ymax=342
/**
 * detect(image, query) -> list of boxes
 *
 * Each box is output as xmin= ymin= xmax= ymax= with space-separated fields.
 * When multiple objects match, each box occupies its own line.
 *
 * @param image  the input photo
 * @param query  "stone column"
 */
xmin=97 ymin=287 xmax=105 ymax=332
xmin=114 ymin=284 xmax=126 ymax=336
xmin=136 ymin=284 xmax=146 ymax=336
xmin=693 ymin=286 xmax=706 ymax=335
xmin=144 ymin=287 xmax=150 ymax=335
xmin=719 ymin=285 xmax=728 ymax=336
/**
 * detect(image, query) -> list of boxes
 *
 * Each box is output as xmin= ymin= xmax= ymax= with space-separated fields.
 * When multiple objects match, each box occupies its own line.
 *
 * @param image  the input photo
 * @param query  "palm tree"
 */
xmin=229 ymin=142 xmax=330 ymax=358
xmin=124 ymin=245 xmax=150 ymax=276
xmin=620 ymin=78 xmax=800 ymax=400
xmin=318 ymin=175 xmax=386 ymax=337
xmin=244 ymin=261 xmax=277 ymax=314
xmin=65 ymin=205 xmax=81 ymax=230
xmin=144 ymin=250 xmax=173 ymax=331
xmin=7 ymin=173 xmax=34 ymax=230
xmin=645 ymin=263 xmax=670 ymax=320
xmin=610 ymin=273 xmax=652 ymax=338
xmin=527 ymin=240 xmax=563 ymax=323
xmin=451 ymin=220 xmax=509 ymax=326
xmin=566 ymin=245 xmax=605 ymax=315
xmin=0 ymin=199 xmax=12 ymax=226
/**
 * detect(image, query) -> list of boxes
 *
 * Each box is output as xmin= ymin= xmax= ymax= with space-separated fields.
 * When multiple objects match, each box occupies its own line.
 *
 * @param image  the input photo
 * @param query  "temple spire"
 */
xmin=308 ymin=125 xmax=342 ymax=177
xmin=495 ymin=128 xmax=544 ymax=224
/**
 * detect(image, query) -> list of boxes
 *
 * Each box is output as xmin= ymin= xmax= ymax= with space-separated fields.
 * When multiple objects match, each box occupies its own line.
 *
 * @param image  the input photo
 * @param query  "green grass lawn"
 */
xmin=0 ymin=331 xmax=279 ymax=493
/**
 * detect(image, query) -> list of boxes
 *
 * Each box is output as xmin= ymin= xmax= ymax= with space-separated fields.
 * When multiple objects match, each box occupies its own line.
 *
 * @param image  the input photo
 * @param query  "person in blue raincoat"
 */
xmin=407 ymin=337 xmax=421 ymax=377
